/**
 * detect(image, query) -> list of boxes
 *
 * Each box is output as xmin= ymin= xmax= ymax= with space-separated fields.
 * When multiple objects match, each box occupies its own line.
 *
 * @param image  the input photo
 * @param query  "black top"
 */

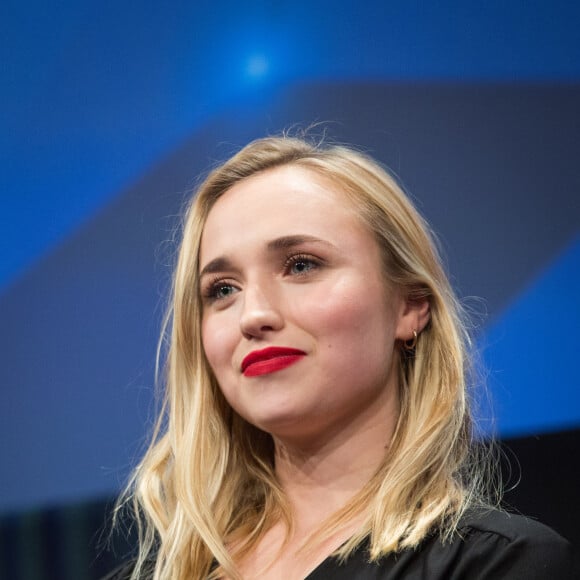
xmin=306 ymin=509 xmax=576 ymax=579
xmin=102 ymin=508 xmax=576 ymax=579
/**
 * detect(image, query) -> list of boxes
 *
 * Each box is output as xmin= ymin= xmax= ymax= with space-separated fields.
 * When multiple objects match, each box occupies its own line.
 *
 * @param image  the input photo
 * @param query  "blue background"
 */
xmin=1 ymin=1 xmax=579 ymax=516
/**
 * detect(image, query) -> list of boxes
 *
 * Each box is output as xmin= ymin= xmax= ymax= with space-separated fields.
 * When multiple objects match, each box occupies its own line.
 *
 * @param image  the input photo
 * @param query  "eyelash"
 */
xmin=202 ymin=253 xmax=322 ymax=303
xmin=282 ymin=253 xmax=321 ymax=276
xmin=202 ymin=277 xmax=238 ymax=302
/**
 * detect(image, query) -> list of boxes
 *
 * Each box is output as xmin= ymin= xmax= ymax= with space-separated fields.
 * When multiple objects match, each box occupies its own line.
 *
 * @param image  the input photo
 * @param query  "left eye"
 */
xmin=284 ymin=254 xmax=319 ymax=275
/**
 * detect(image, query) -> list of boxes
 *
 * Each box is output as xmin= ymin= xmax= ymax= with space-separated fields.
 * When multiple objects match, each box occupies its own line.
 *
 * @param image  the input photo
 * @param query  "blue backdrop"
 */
xmin=1 ymin=0 xmax=579 ymax=516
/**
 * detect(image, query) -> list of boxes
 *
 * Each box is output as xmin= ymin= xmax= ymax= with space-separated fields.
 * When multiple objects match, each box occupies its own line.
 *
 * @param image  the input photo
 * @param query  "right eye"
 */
xmin=203 ymin=280 xmax=239 ymax=302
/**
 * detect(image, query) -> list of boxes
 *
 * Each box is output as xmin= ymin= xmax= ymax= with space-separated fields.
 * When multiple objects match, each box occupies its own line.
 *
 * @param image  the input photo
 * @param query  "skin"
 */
xmin=199 ymin=165 xmax=429 ymax=578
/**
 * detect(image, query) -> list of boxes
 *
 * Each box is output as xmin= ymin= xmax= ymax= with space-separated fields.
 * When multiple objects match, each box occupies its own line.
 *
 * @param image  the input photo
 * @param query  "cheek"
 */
xmin=294 ymin=278 xmax=395 ymax=350
xmin=201 ymin=314 xmax=237 ymax=374
xmin=295 ymin=280 xmax=393 ymax=346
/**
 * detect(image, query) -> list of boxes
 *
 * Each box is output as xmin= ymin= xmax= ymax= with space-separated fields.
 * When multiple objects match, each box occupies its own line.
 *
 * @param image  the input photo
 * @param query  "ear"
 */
xmin=394 ymin=294 xmax=431 ymax=342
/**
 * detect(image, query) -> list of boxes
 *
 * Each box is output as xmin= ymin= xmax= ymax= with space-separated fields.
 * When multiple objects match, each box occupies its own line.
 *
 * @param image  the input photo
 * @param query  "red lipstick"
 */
xmin=241 ymin=347 xmax=306 ymax=377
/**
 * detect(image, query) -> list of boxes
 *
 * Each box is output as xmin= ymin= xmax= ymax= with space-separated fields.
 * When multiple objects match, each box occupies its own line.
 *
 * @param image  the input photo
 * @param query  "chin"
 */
xmin=245 ymin=407 xmax=311 ymax=437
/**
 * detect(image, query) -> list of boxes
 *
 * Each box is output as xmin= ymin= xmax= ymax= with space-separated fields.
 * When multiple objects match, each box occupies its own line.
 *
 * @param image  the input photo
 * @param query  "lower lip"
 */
xmin=243 ymin=355 xmax=305 ymax=377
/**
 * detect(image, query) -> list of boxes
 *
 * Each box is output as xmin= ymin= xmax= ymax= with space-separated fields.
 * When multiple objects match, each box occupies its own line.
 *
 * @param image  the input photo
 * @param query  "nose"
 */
xmin=239 ymin=282 xmax=284 ymax=339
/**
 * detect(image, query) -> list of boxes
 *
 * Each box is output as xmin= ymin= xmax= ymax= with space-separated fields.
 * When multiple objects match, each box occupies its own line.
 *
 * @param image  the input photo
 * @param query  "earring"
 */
xmin=404 ymin=330 xmax=418 ymax=351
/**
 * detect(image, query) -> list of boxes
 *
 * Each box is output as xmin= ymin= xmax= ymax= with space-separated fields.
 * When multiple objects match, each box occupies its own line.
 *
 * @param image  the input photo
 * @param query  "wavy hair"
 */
xmin=120 ymin=135 xmax=495 ymax=580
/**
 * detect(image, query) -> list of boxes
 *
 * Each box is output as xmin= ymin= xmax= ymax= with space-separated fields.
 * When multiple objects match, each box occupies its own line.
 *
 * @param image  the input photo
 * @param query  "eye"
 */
xmin=284 ymin=254 xmax=320 ymax=276
xmin=203 ymin=279 xmax=239 ymax=302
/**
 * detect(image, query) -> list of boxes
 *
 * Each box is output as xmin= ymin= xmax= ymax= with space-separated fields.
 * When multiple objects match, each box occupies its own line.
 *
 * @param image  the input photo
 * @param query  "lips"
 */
xmin=241 ymin=347 xmax=306 ymax=377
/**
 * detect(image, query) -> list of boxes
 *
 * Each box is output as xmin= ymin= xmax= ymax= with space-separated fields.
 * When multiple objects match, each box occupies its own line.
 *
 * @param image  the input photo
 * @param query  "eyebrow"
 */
xmin=199 ymin=235 xmax=334 ymax=278
xmin=199 ymin=256 xmax=235 ymax=278
xmin=266 ymin=234 xmax=332 ymax=251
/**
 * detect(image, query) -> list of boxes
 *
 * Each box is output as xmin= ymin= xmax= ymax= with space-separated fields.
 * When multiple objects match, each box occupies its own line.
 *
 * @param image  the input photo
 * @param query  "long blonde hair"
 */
xmin=120 ymin=135 xmax=494 ymax=579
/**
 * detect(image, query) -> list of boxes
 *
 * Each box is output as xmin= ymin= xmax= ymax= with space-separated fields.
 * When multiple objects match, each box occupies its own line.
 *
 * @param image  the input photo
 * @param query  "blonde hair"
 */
xmin=120 ymin=135 xmax=494 ymax=580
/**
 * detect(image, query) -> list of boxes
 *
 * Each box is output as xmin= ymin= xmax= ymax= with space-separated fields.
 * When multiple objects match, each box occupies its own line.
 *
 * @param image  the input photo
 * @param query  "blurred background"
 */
xmin=1 ymin=1 xmax=579 ymax=578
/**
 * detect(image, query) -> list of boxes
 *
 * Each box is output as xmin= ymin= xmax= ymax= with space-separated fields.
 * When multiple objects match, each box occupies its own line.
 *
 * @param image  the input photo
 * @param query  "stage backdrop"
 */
xmin=1 ymin=4 xmax=579 ymax=578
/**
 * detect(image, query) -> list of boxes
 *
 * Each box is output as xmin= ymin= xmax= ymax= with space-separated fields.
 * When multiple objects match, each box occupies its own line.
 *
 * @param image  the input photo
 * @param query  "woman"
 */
xmin=106 ymin=136 xmax=574 ymax=579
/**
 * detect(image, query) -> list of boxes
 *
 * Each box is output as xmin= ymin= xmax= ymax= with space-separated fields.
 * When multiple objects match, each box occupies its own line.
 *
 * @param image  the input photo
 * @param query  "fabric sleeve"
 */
xmin=450 ymin=522 xmax=576 ymax=579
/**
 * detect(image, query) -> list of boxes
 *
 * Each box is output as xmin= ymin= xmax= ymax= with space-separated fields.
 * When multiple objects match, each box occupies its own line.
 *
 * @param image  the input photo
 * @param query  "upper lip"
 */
xmin=241 ymin=347 xmax=306 ymax=373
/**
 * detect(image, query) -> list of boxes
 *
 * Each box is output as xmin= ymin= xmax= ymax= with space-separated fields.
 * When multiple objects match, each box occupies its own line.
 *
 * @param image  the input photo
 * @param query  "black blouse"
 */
xmin=306 ymin=509 xmax=576 ymax=579
xmin=102 ymin=508 xmax=576 ymax=579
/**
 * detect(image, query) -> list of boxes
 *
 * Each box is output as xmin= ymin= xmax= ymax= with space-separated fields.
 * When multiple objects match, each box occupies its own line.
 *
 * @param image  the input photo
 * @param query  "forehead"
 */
xmin=213 ymin=164 xmax=355 ymax=217
xmin=199 ymin=165 xmax=373 ymax=262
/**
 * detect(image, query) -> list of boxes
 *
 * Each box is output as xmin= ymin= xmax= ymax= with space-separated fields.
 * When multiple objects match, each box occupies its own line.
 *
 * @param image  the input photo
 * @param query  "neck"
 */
xmin=272 ymin=393 xmax=398 ymax=534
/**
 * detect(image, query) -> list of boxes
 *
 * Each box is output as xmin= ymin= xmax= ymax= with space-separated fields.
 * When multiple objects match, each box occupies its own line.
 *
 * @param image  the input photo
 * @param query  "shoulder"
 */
xmin=308 ymin=508 xmax=576 ymax=580
xmin=440 ymin=507 xmax=577 ymax=579
xmin=456 ymin=506 xmax=572 ymax=552
xmin=393 ymin=508 xmax=577 ymax=579
xmin=458 ymin=506 xmax=567 ymax=542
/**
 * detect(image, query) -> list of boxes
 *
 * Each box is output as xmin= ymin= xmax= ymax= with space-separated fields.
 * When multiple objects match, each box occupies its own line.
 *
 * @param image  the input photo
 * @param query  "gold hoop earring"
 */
xmin=404 ymin=330 xmax=418 ymax=351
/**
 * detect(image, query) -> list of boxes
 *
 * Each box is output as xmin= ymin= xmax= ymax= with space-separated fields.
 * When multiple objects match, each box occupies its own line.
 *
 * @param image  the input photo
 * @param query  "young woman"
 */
xmin=106 ymin=136 xmax=574 ymax=579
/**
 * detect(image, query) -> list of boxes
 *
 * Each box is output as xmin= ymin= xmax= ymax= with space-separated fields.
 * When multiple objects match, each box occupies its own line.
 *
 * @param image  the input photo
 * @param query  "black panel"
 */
xmin=501 ymin=428 xmax=580 ymax=565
